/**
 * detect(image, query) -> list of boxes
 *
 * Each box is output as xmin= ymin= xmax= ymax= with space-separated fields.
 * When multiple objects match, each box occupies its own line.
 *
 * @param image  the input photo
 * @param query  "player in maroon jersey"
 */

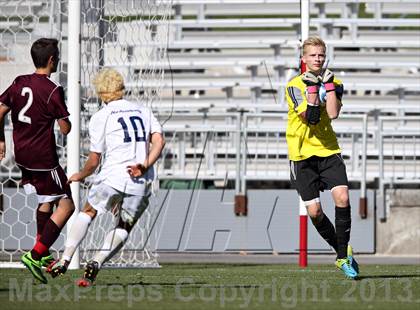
xmin=0 ymin=38 xmax=75 ymax=283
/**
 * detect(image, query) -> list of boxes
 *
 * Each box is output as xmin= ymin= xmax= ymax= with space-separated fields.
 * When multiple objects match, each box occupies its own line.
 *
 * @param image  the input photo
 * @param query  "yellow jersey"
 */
xmin=285 ymin=74 xmax=344 ymax=161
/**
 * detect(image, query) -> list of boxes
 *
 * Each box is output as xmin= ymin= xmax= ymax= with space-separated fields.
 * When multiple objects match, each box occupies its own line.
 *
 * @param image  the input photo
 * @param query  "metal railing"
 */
xmin=159 ymin=112 xmax=420 ymax=222
xmin=1 ymin=112 xmax=418 ymax=222
xmin=377 ymin=116 xmax=420 ymax=221
xmin=158 ymin=113 xmax=371 ymax=195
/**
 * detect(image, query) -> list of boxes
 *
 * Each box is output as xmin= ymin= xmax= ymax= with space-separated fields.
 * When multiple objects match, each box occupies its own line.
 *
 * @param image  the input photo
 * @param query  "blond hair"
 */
xmin=92 ymin=68 xmax=125 ymax=103
xmin=302 ymin=36 xmax=326 ymax=55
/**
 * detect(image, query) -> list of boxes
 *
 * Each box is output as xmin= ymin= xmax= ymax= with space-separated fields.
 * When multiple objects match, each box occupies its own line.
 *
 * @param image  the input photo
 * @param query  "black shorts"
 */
xmin=20 ymin=165 xmax=72 ymax=203
xmin=290 ymin=154 xmax=348 ymax=202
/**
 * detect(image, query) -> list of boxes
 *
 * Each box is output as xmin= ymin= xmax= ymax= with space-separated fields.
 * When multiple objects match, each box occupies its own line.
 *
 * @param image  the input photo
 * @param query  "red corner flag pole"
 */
xmin=299 ymin=0 xmax=310 ymax=269
xmin=299 ymin=196 xmax=308 ymax=267
xmin=299 ymin=58 xmax=308 ymax=268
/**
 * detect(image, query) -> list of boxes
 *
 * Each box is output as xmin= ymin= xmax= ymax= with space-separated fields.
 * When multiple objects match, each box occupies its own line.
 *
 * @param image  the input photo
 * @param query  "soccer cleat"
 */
xmin=40 ymin=253 xmax=55 ymax=268
xmin=21 ymin=252 xmax=48 ymax=284
xmin=347 ymin=245 xmax=359 ymax=274
xmin=46 ymin=260 xmax=68 ymax=278
xmin=335 ymin=258 xmax=358 ymax=279
xmin=76 ymin=261 xmax=100 ymax=287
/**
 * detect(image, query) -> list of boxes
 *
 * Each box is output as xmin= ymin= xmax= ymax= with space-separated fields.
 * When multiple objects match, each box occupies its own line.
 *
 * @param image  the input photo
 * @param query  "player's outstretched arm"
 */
xmin=127 ymin=132 xmax=165 ymax=178
xmin=319 ymin=69 xmax=341 ymax=119
xmin=0 ymin=104 xmax=10 ymax=160
xmin=57 ymin=117 xmax=72 ymax=135
xmin=68 ymin=151 xmax=101 ymax=183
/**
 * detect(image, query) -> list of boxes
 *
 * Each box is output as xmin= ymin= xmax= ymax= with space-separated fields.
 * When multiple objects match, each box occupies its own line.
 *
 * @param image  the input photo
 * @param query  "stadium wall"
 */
xmin=3 ymin=188 xmax=419 ymax=256
xmin=2 ymin=188 xmax=375 ymax=254
xmin=376 ymin=189 xmax=420 ymax=255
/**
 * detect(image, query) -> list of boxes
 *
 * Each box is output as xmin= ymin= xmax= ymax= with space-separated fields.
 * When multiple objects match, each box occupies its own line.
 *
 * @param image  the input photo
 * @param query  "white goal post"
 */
xmin=0 ymin=0 xmax=171 ymax=268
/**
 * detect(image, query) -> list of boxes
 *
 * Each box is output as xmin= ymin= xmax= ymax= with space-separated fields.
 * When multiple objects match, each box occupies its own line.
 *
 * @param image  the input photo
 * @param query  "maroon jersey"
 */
xmin=0 ymin=73 xmax=70 ymax=170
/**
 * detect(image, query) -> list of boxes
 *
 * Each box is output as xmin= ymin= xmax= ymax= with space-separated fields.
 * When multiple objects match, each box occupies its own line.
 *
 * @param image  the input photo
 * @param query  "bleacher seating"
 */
xmin=123 ymin=74 xmax=419 ymax=94
xmin=167 ymin=17 xmax=420 ymax=29
xmin=158 ymin=112 xmax=420 ymax=184
xmin=0 ymin=1 xmax=48 ymax=31
xmin=106 ymin=51 xmax=420 ymax=70
xmin=1 ymin=0 xmax=419 ymax=187
xmin=365 ymin=1 xmax=420 ymax=17
xmin=0 ymin=1 xmax=46 ymax=16
xmin=155 ymin=96 xmax=420 ymax=115
xmin=100 ymin=0 xmax=419 ymax=118
xmin=151 ymin=0 xmax=420 ymax=186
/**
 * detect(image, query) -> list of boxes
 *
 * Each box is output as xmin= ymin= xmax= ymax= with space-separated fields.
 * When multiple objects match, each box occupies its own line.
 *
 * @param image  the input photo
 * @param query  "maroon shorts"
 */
xmin=20 ymin=165 xmax=73 ymax=203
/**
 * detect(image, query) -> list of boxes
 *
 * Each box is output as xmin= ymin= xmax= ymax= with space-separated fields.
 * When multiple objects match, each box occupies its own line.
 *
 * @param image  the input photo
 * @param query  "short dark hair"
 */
xmin=30 ymin=38 xmax=59 ymax=68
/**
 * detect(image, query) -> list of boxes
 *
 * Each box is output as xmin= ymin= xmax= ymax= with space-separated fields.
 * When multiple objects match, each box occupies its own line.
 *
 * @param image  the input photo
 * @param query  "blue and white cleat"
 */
xmin=347 ymin=245 xmax=359 ymax=274
xmin=335 ymin=258 xmax=358 ymax=279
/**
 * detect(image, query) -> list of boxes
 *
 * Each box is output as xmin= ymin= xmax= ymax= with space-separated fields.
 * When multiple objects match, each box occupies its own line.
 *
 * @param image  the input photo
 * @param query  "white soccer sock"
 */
xmin=61 ymin=212 xmax=92 ymax=263
xmin=92 ymin=228 xmax=128 ymax=268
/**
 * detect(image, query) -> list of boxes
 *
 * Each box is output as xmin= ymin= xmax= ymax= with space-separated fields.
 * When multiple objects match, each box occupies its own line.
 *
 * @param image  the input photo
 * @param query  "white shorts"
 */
xmin=87 ymin=182 xmax=150 ymax=225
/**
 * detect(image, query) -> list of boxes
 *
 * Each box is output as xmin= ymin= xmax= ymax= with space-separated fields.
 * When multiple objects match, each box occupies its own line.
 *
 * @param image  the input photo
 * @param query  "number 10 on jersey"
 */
xmin=117 ymin=116 xmax=146 ymax=143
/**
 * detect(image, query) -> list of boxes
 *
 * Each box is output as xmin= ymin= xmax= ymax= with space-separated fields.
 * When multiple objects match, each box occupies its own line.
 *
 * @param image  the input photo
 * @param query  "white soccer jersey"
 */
xmin=88 ymin=99 xmax=162 ymax=195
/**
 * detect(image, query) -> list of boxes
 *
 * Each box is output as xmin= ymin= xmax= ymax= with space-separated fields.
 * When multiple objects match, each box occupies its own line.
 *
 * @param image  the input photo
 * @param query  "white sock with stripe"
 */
xmin=92 ymin=228 xmax=128 ymax=268
xmin=61 ymin=212 xmax=92 ymax=263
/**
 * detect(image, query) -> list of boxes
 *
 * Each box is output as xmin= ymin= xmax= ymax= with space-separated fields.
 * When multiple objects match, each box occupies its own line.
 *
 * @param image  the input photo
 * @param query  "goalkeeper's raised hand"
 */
xmin=302 ymin=71 xmax=320 ymax=88
xmin=318 ymin=69 xmax=335 ymax=92
xmin=301 ymin=71 xmax=321 ymax=125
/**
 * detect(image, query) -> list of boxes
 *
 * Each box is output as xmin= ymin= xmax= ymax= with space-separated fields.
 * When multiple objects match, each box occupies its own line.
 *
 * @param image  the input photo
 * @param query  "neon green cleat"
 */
xmin=40 ymin=253 xmax=55 ymax=268
xmin=21 ymin=252 xmax=48 ymax=284
xmin=347 ymin=245 xmax=359 ymax=274
xmin=335 ymin=258 xmax=358 ymax=279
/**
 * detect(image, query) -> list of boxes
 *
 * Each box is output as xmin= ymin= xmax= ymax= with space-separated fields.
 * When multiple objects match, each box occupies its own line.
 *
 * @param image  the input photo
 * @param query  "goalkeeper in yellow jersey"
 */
xmin=286 ymin=36 xmax=358 ymax=279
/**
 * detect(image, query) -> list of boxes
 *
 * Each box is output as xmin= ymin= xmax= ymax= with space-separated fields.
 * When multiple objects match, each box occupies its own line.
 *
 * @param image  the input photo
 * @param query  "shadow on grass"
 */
xmin=356 ymin=274 xmax=420 ymax=280
xmin=162 ymin=263 xmax=275 ymax=269
xmin=104 ymin=281 xmax=208 ymax=287
xmin=104 ymin=282 xmax=264 ymax=288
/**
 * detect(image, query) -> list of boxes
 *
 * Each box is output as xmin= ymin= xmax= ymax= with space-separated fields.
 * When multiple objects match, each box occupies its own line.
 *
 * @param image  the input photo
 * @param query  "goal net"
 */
xmin=0 ymin=0 xmax=171 ymax=268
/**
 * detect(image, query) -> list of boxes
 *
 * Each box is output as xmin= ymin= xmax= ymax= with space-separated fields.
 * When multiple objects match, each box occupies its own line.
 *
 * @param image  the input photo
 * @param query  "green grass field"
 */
xmin=1 ymin=264 xmax=419 ymax=310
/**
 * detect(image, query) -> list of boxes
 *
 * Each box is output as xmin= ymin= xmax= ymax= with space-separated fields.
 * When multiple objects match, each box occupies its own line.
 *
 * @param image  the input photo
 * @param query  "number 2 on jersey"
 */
xmin=117 ymin=116 xmax=146 ymax=143
xmin=19 ymin=87 xmax=33 ymax=124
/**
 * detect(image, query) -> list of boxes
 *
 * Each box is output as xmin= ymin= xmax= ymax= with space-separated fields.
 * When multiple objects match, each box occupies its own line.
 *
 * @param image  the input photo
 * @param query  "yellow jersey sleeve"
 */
xmin=286 ymin=76 xmax=308 ymax=116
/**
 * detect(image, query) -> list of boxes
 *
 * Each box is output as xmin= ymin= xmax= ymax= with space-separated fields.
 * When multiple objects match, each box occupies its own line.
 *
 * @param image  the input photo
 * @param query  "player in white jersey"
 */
xmin=47 ymin=68 xmax=165 ymax=286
